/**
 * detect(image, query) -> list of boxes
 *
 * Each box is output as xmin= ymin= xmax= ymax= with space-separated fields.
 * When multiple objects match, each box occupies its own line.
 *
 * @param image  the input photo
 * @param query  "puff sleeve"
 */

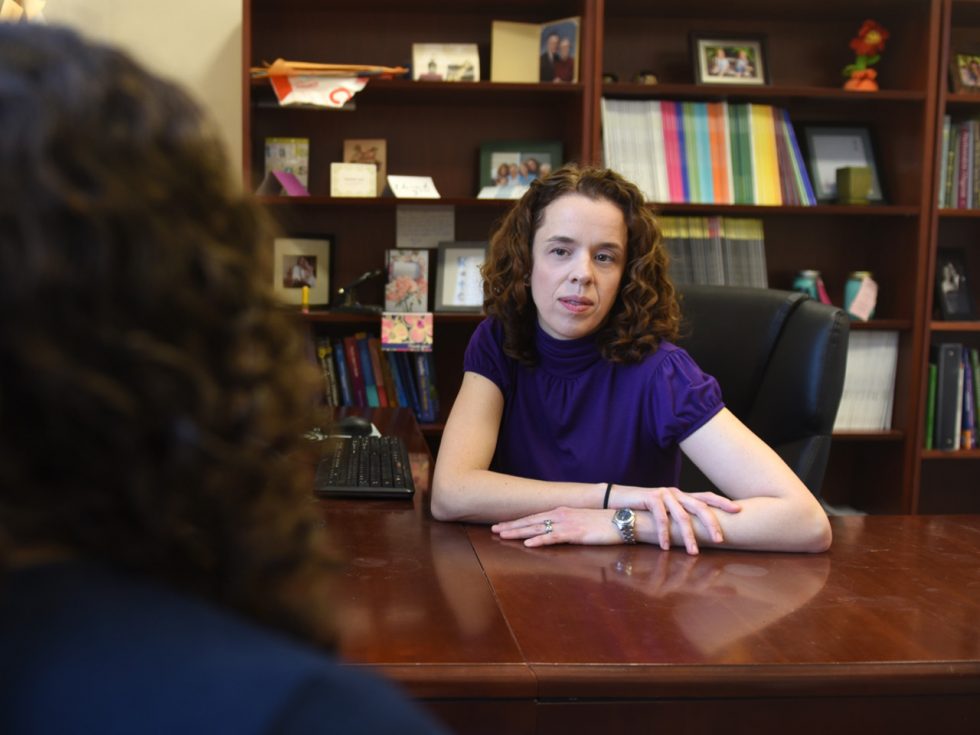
xmin=462 ymin=318 xmax=513 ymax=395
xmin=648 ymin=346 xmax=724 ymax=448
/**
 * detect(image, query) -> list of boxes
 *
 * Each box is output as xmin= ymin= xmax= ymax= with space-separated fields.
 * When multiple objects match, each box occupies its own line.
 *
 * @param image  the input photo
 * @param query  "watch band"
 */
xmin=612 ymin=508 xmax=637 ymax=544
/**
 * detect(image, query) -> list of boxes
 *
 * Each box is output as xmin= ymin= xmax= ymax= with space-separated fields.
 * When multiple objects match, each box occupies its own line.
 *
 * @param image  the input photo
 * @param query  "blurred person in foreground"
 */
xmin=0 ymin=22 xmax=445 ymax=735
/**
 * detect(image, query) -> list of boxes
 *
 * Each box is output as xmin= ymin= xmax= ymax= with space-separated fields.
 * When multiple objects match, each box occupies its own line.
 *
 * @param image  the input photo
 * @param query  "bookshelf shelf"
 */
xmin=921 ymin=449 xmax=980 ymax=460
xmin=652 ymin=203 xmax=920 ymax=217
xmin=832 ymin=430 xmax=905 ymax=442
xmin=930 ymin=320 xmax=980 ymax=331
xmin=603 ymin=83 xmax=927 ymax=104
xmin=257 ymin=196 xmax=515 ymax=210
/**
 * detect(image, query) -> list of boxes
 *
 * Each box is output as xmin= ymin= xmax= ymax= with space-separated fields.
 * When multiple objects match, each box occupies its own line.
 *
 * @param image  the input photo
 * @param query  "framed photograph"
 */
xmin=412 ymin=43 xmax=479 ymax=82
xmin=801 ymin=125 xmax=884 ymax=204
xmin=691 ymin=34 xmax=768 ymax=86
xmin=273 ymin=236 xmax=331 ymax=306
xmin=343 ymin=138 xmax=386 ymax=196
xmin=539 ymin=16 xmax=580 ymax=83
xmin=935 ymin=247 xmax=975 ymax=320
xmin=478 ymin=139 xmax=562 ymax=190
xmin=436 ymin=241 xmax=488 ymax=312
xmin=950 ymin=53 xmax=980 ymax=94
xmin=385 ymin=249 xmax=429 ymax=312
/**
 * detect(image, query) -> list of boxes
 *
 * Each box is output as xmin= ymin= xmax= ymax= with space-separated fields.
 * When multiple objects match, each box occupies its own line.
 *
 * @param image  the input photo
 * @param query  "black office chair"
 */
xmin=674 ymin=286 xmax=849 ymax=499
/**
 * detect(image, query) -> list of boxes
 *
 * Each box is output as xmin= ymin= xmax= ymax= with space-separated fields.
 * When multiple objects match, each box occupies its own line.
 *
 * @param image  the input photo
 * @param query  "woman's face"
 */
xmin=530 ymin=193 xmax=627 ymax=340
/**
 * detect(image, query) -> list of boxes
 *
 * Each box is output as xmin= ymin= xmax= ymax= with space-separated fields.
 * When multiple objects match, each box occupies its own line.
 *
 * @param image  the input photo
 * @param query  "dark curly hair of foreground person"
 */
xmin=0 ymin=23 xmax=336 ymax=646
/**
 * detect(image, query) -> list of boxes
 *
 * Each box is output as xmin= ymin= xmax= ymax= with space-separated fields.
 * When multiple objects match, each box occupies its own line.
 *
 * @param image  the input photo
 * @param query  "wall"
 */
xmin=45 ymin=0 xmax=243 ymax=172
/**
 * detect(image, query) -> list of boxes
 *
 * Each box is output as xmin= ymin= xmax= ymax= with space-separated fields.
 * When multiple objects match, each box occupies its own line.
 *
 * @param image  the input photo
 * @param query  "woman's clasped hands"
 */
xmin=491 ymin=486 xmax=742 ymax=555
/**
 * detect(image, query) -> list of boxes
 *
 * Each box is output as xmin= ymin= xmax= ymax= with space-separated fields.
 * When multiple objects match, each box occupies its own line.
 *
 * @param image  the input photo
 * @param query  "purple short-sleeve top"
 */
xmin=463 ymin=318 xmax=724 ymax=488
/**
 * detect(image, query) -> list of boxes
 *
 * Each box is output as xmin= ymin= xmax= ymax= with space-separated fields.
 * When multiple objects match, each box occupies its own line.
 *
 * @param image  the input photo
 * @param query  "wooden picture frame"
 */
xmin=691 ymin=34 xmax=768 ymax=85
xmin=436 ymin=241 xmax=488 ymax=312
xmin=935 ymin=247 xmax=975 ymax=320
xmin=273 ymin=236 xmax=331 ymax=306
xmin=949 ymin=52 xmax=980 ymax=94
xmin=801 ymin=125 xmax=885 ymax=204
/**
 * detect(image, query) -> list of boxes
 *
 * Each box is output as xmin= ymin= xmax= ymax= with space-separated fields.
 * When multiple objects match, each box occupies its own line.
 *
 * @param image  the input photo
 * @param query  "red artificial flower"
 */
xmin=850 ymin=20 xmax=889 ymax=57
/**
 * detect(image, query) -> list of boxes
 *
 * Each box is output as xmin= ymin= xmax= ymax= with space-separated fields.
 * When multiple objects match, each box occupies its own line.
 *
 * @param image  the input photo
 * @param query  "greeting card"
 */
xmin=381 ymin=312 xmax=433 ymax=352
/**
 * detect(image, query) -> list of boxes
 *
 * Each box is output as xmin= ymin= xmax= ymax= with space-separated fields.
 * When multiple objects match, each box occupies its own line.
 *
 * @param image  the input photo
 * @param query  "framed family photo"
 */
xmin=273 ymin=236 xmax=331 ymax=306
xmin=802 ymin=125 xmax=884 ymax=203
xmin=950 ymin=52 xmax=980 ymax=94
xmin=478 ymin=140 xmax=562 ymax=188
xmin=692 ymin=34 xmax=768 ymax=85
xmin=935 ymin=247 xmax=975 ymax=320
xmin=436 ymin=241 xmax=488 ymax=312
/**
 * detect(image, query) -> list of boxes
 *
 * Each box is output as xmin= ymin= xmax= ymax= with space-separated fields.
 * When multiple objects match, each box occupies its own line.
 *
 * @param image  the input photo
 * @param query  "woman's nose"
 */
xmin=569 ymin=254 xmax=594 ymax=284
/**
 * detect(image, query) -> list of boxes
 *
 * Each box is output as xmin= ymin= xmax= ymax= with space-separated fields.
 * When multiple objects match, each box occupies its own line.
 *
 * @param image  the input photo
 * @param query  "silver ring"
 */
xmin=543 ymin=519 xmax=554 ymax=534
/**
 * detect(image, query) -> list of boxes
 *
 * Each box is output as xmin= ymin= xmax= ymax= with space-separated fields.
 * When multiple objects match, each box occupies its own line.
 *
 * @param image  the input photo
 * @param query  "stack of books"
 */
xmin=937 ymin=116 xmax=980 ymax=209
xmin=601 ymin=99 xmax=816 ymax=206
xmin=924 ymin=343 xmax=980 ymax=450
xmin=315 ymin=333 xmax=440 ymax=423
xmin=660 ymin=216 xmax=767 ymax=288
xmin=833 ymin=331 xmax=899 ymax=431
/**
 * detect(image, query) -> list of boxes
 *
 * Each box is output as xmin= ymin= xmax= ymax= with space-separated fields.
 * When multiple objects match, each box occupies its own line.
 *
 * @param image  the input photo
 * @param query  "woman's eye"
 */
xmin=595 ymin=252 xmax=615 ymax=263
xmin=551 ymin=247 xmax=569 ymax=257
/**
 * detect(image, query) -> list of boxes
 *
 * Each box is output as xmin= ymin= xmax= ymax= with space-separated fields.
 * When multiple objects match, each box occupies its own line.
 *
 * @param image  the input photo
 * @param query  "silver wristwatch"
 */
xmin=612 ymin=508 xmax=637 ymax=544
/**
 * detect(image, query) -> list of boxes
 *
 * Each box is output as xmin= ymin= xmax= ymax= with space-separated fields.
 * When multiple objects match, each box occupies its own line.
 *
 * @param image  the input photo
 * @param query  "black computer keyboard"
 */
xmin=314 ymin=435 xmax=416 ymax=499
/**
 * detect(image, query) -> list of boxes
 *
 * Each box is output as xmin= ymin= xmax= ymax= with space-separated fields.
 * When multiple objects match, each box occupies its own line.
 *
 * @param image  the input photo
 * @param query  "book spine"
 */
xmin=945 ymin=121 xmax=959 ymax=209
xmin=705 ymin=101 xmax=725 ymax=203
xmin=973 ymin=121 xmax=980 ymax=209
xmin=924 ymin=362 xmax=937 ymax=450
xmin=675 ymin=101 xmax=690 ymax=202
xmin=355 ymin=332 xmax=380 ymax=407
xmin=963 ymin=346 xmax=976 ymax=449
xmin=957 ymin=124 xmax=970 ymax=209
xmin=772 ymin=107 xmax=796 ymax=206
xmin=343 ymin=335 xmax=367 ymax=406
xmin=394 ymin=352 xmax=421 ymax=420
xmin=939 ymin=115 xmax=950 ymax=208
xmin=333 ymin=340 xmax=353 ymax=406
xmin=384 ymin=351 xmax=407 ymax=407
xmin=972 ymin=348 xmax=980 ymax=423
xmin=315 ymin=339 xmax=339 ymax=406
xmin=681 ymin=102 xmax=698 ymax=203
xmin=934 ymin=342 xmax=963 ymax=450
xmin=367 ymin=336 xmax=390 ymax=407
xmin=693 ymin=102 xmax=714 ymax=203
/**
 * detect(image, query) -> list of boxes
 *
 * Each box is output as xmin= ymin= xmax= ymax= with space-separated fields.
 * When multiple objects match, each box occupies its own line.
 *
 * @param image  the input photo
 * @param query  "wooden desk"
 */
xmin=316 ymin=410 xmax=980 ymax=734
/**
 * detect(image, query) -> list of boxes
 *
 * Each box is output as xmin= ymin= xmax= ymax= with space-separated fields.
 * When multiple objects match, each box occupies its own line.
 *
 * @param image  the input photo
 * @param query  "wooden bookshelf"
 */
xmin=243 ymin=0 xmax=973 ymax=513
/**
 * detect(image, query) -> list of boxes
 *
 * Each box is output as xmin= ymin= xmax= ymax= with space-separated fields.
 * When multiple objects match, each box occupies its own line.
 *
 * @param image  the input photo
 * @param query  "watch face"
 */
xmin=614 ymin=508 xmax=634 ymax=524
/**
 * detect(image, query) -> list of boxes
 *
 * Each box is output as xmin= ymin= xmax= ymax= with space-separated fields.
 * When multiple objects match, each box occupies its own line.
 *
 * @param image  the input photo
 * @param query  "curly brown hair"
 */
xmin=482 ymin=164 xmax=679 ymax=364
xmin=0 ymin=25 xmax=336 ymax=646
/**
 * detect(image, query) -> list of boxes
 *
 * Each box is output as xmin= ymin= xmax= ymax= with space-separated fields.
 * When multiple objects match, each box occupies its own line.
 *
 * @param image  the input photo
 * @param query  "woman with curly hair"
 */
xmin=0 ymin=23 xmax=443 ymax=735
xmin=431 ymin=165 xmax=830 ymax=554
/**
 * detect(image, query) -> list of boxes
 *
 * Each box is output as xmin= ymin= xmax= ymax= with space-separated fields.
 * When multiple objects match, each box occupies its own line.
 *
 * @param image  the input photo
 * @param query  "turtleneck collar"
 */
xmin=535 ymin=322 xmax=603 ymax=377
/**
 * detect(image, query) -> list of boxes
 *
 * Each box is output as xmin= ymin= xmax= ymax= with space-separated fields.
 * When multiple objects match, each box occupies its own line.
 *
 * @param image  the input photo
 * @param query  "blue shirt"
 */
xmin=464 ymin=318 xmax=724 ymax=488
xmin=0 ymin=560 xmax=447 ymax=735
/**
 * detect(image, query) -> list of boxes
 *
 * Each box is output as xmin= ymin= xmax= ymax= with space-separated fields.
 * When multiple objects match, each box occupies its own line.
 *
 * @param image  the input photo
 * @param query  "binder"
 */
xmin=934 ymin=342 xmax=964 ymax=451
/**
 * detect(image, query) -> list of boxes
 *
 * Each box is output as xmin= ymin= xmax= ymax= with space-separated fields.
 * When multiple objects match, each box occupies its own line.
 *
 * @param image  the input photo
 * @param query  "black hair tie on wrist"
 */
xmin=603 ymin=482 xmax=613 ymax=509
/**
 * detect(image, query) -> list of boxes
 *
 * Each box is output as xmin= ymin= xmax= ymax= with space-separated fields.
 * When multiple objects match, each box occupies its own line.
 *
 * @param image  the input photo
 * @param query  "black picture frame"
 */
xmin=801 ymin=125 xmax=885 ymax=204
xmin=435 ymin=241 xmax=488 ymax=312
xmin=935 ymin=247 xmax=975 ymax=320
xmin=691 ymin=33 xmax=769 ymax=86
xmin=478 ymin=140 xmax=563 ymax=189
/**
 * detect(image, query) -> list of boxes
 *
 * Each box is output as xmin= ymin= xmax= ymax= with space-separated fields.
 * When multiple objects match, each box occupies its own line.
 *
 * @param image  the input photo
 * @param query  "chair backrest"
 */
xmin=674 ymin=286 xmax=850 ymax=498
